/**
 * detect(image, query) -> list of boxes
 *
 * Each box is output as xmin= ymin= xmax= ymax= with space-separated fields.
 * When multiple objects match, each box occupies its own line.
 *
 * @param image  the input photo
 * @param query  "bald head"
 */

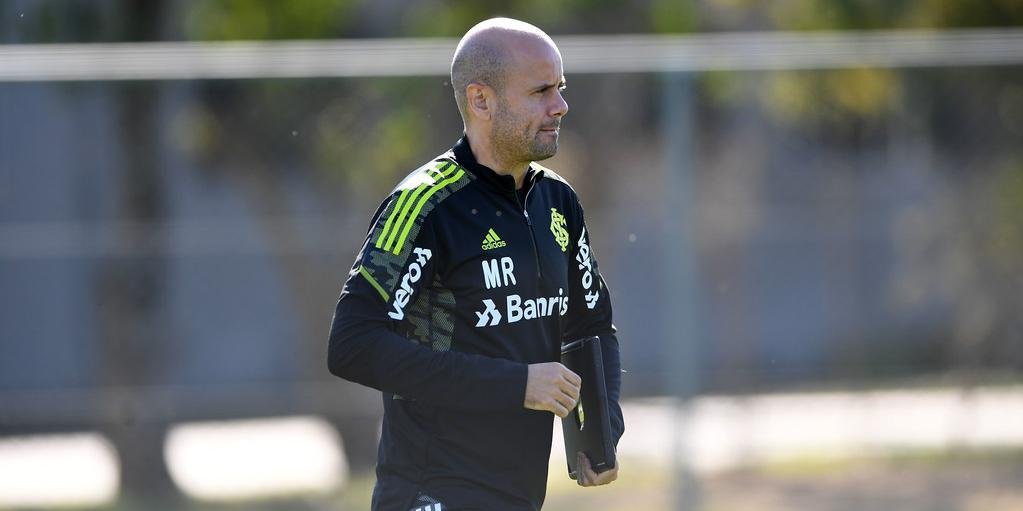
xmin=450 ymin=18 xmax=560 ymax=124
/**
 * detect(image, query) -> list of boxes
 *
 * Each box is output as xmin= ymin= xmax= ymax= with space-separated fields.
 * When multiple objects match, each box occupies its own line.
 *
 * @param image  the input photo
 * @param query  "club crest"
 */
xmin=550 ymin=208 xmax=569 ymax=252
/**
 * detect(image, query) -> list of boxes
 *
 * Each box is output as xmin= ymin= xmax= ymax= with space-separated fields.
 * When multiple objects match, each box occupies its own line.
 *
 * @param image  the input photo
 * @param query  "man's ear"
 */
xmin=466 ymin=83 xmax=493 ymax=121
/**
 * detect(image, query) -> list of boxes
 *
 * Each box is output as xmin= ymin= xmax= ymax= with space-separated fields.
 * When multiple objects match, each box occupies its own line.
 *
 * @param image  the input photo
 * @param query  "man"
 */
xmin=327 ymin=17 xmax=623 ymax=511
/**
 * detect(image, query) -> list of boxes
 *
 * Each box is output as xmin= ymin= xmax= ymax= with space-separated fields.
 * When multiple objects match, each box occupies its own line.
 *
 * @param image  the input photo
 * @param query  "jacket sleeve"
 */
xmin=563 ymin=198 xmax=625 ymax=448
xmin=327 ymin=194 xmax=527 ymax=412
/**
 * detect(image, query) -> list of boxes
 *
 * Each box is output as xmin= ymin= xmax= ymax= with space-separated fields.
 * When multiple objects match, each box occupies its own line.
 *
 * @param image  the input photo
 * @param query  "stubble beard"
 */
xmin=530 ymin=130 xmax=559 ymax=161
xmin=493 ymin=102 xmax=558 ymax=165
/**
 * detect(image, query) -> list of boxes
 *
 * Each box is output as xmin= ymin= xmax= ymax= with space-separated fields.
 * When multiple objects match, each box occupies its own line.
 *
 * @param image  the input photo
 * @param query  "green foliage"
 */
xmin=992 ymin=161 xmax=1023 ymax=272
xmin=398 ymin=1 xmax=495 ymax=37
xmin=184 ymin=0 xmax=357 ymax=40
xmin=13 ymin=0 xmax=1023 ymax=43
xmin=396 ymin=0 xmax=598 ymax=37
xmin=908 ymin=0 xmax=1023 ymax=29
xmin=309 ymin=80 xmax=434 ymax=194
xmin=32 ymin=1 xmax=108 ymax=42
xmin=649 ymin=0 xmax=699 ymax=34
xmin=766 ymin=0 xmax=912 ymax=31
xmin=764 ymin=0 xmax=1023 ymax=31
xmin=758 ymin=68 xmax=900 ymax=125
xmin=700 ymin=71 xmax=742 ymax=105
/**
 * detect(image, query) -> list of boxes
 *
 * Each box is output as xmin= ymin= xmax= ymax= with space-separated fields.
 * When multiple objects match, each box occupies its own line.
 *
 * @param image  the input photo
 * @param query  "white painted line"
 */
xmin=552 ymin=385 xmax=1023 ymax=475
xmin=0 ymin=432 xmax=118 ymax=508
xmin=164 ymin=415 xmax=346 ymax=500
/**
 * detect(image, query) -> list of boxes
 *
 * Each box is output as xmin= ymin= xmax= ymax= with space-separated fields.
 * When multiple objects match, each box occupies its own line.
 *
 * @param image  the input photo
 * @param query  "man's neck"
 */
xmin=465 ymin=129 xmax=529 ymax=189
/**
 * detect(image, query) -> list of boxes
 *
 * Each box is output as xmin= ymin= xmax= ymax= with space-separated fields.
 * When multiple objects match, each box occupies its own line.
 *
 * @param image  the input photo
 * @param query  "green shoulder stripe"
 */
xmin=390 ymin=167 xmax=466 ymax=255
xmin=377 ymin=162 xmax=455 ymax=251
xmin=375 ymin=186 xmax=416 ymax=250
xmin=358 ymin=265 xmax=390 ymax=301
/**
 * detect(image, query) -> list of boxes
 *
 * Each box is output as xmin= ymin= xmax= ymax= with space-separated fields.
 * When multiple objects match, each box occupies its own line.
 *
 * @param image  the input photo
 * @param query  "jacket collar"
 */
xmin=452 ymin=135 xmax=542 ymax=194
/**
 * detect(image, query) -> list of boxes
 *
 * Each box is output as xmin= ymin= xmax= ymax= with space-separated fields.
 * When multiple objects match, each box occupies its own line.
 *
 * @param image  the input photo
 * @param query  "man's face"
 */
xmin=491 ymin=39 xmax=569 ymax=164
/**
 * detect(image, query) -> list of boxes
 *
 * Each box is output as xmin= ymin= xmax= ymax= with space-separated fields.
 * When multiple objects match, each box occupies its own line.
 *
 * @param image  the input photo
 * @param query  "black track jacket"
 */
xmin=328 ymin=136 xmax=624 ymax=510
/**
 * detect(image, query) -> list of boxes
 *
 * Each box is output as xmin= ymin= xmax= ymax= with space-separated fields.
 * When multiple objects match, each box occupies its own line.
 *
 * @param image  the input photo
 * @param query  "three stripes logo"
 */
xmin=411 ymin=504 xmax=442 ymax=511
xmin=408 ymin=494 xmax=444 ymax=511
xmin=481 ymin=228 xmax=507 ymax=250
xmin=375 ymin=161 xmax=465 ymax=255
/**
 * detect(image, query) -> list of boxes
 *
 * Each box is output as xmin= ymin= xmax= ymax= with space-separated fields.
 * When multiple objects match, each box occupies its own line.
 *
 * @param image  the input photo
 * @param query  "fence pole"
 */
xmin=662 ymin=71 xmax=701 ymax=510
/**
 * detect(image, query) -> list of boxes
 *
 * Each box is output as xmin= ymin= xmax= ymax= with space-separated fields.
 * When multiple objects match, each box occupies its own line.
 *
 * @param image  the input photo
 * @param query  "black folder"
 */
xmin=560 ymin=336 xmax=616 ymax=478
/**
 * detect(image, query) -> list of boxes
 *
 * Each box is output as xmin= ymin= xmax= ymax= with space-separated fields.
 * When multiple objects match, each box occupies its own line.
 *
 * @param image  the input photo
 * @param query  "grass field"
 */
xmin=542 ymin=450 xmax=1023 ymax=511
xmin=139 ymin=451 xmax=1022 ymax=511
xmin=11 ymin=387 xmax=1023 ymax=510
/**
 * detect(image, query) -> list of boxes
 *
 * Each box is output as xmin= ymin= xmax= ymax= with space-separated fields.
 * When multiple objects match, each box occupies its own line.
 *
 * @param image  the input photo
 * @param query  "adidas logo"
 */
xmin=482 ymin=228 xmax=507 ymax=250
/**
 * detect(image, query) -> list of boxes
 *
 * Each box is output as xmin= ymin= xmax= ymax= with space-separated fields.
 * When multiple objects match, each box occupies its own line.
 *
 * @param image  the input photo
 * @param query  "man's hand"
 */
xmin=575 ymin=452 xmax=619 ymax=487
xmin=523 ymin=362 xmax=581 ymax=418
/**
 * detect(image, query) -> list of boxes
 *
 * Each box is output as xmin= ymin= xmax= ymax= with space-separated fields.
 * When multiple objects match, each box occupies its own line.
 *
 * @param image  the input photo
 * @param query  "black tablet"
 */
xmin=560 ymin=336 xmax=617 ymax=478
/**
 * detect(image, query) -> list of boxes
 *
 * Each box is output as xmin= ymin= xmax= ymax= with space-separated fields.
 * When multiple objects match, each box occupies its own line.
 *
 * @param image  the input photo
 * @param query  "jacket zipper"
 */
xmin=520 ymin=182 xmax=542 ymax=280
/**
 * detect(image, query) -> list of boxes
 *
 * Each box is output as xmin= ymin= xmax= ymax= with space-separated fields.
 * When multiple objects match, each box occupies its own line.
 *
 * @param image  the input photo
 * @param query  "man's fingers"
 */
xmin=590 ymin=464 xmax=618 ymax=486
xmin=523 ymin=363 xmax=583 ymax=418
xmin=565 ymin=368 xmax=581 ymax=386
xmin=576 ymin=452 xmax=619 ymax=487
xmin=559 ymin=388 xmax=579 ymax=408
xmin=556 ymin=392 xmax=577 ymax=416
xmin=558 ymin=377 xmax=580 ymax=403
xmin=576 ymin=453 xmax=590 ymax=486
xmin=561 ymin=368 xmax=582 ymax=389
xmin=551 ymin=399 xmax=570 ymax=418
xmin=536 ymin=391 xmax=573 ymax=417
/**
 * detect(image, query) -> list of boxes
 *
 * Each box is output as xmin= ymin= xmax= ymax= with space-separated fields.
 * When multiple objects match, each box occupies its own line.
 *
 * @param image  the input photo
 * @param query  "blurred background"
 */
xmin=2 ymin=1 xmax=1023 ymax=510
